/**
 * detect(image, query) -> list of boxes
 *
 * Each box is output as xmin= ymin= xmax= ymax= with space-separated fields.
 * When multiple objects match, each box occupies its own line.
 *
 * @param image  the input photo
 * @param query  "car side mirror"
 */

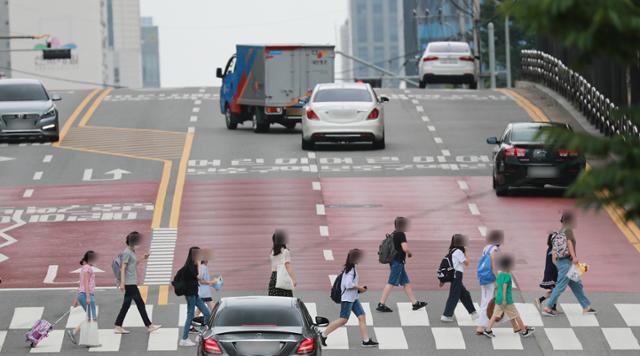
xmin=315 ymin=316 xmax=329 ymax=327
xmin=51 ymin=94 xmax=62 ymax=101
xmin=216 ymin=68 xmax=224 ymax=79
xmin=486 ymin=137 xmax=500 ymax=145
xmin=379 ymin=95 xmax=390 ymax=103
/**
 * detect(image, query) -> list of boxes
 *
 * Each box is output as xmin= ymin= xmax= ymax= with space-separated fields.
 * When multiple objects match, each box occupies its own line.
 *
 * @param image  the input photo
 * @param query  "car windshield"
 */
xmin=511 ymin=127 xmax=550 ymax=142
xmin=214 ymin=305 xmax=303 ymax=327
xmin=0 ymin=84 xmax=49 ymax=101
xmin=313 ymin=88 xmax=372 ymax=103
xmin=428 ymin=43 xmax=470 ymax=53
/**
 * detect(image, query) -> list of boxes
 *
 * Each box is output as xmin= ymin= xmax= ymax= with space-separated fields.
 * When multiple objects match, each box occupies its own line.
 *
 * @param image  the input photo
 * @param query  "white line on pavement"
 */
xmin=22 ymin=189 xmax=34 ymax=198
xmin=187 ymin=127 xmax=195 ymax=133
xmin=427 ymin=125 xmax=436 ymax=132
xmin=33 ymin=171 xmax=43 ymax=181
xmin=192 ymin=107 xmax=200 ymax=113
xmin=194 ymin=100 xmax=202 ymax=105
xmin=450 ymin=164 xmax=459 ymax=171
xmin=328 ymin=274 xmax=337 ymax=285
xmin=316 ymin=204 xmax=326 ymax=215
xmin=312 ymin=181 xmax=322 ymax=191
xmin=457 ymin=180 xmax=469 ymax=190
xmin=411 ymin=99 xmax=419 ymax=104
xmin=478 ymin=226 xmax=487 ymax=237
xmin=421 ymin=115 xmax=430 ymax=122
xmin=190 ymin=115 xmax=198 ymax=122
xmin=319 ymin=225 xmax=329 ymax=237
xmin=309 ymin=164 xmax=318 ymax=172
xmin=416 ymin=106 xmax=424 ymax=112
xmin=323 ymin=249 xmax=334 ymax=261
xmin=42 ymin=155 xmax=53 ymax=163
xmin=437 ymin=156 xmax=446 ymax=163
xmin=307 ymin=152 xmax=316 ymax=159
xmin=441 ymin=149 xmax=451 ymax=156
xmin=434 ymin=137 xmax=443 ymax=144
xmin=468 ymin=203 xmax=480 ymax=215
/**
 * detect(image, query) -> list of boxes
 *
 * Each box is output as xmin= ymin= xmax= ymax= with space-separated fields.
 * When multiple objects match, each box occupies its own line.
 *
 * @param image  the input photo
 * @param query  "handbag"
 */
xmin=567 ymin=263 xmax=583 ymax=282
xmin=275 ymin=263 xmax=294 ymax=290
xmin=78 ymin=307 xmax=100 ymax=347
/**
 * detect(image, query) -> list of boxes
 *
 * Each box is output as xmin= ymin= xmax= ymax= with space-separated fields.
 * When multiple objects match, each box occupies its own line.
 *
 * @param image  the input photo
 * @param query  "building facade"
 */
xmin=0 ymin=0 xmax=10 ymax=79
xmin=107 ymin=0 xmax=143 ymax=88
xmin=140 ymin=17 xmax=160 ymax=88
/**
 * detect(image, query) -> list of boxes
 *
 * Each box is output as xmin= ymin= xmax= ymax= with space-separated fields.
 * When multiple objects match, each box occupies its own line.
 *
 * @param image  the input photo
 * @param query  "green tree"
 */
xmin=503 ymin=0 xmax=640 ymax=220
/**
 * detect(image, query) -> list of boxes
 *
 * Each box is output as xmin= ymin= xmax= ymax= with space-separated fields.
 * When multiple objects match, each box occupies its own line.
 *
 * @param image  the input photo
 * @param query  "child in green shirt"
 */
xmin=483 ymin=254 xmax=535 ymax=338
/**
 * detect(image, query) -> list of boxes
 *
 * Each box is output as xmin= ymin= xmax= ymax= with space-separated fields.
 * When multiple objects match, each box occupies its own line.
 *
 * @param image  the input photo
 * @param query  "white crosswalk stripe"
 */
xmin=29 ymin=330 xmax=64 ymax=353
xmin=143 ymin=229 xmax=177 ymax=285
xmin=562 ymin=303 xmax=599 ymax=326
xmin=147 ymin=328 xmax=179 ymax=351
xmin=66 ymin=306 xmax=100 ymax=328
xmin=89 ymin=331 xmax=121 ymax=352
xmin=431 ymin=327 xmax=466 ymax=349
xmin=346 ymin=302 xmax=373 ymax=326
xmin=454 ymin=302 xmax=480 ymax=326
xmin=601 ymin=327 xmax=640 ymax=350
xmin=514 ymin=303 xmax=544 ymax=326
xmin=122 ymin=305 xmax=153 ymax=327
xmin=545 ymin=328 xmax=583 ymax=350
xmin=323 ymin=327 xmax=349 ymax=349
xmin=614 ymin=303 xmax=640 ymax=326
xmin=0 ymin=331 xmax=6 ymax=353
xmin=374 ymin=327 xmax=408 ymax=349
xmin=10 ymin=307 xmax=43 ymax=329
xmin=491 ymin=328 xmax=523 ymax=350
xmin=398 ymin=302 xmax=429 ymax=326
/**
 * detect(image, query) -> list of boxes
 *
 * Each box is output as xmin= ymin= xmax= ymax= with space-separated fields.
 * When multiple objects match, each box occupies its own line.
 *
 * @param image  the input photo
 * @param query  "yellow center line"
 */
xmin=52 ymin=88 xmax=100 ymax=147
xmin=78 ymin=88 xmax=112 ymax=127
xmin=139 ymin=285 xmax=148 ymax=304
xmin=157 ymin=285 xmax=169 ymax=305
xmin=502 ymin=88 xmax=640 ymax=248
xmin=169 ymin=132 xmax=194 ymax=228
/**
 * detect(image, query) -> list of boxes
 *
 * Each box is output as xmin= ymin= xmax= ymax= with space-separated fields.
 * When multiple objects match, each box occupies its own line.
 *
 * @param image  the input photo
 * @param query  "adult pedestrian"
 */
xmin=321 ymin=249 xmax=378 ymax=348
xmin=542 ymin=212 xmax=596 ymax=316
xmin=114 ymin=232 xmax=161 ymax=334
xmin=536 ymin=233 xmax=559 ymax=314
xmin=441 ymin=234 xmax=478 ymax=322
xmin=475 ymin=230 xmax=503 ymax=334
xmin=268 ymin=230 xmax=296 ymax=297
xmin=376 ymin=217 xmax=427 ymax=313
xmin=67 ymin=251 xmax=99 ymax=345
xmin=178 ymin=246 xmax=211 ymax=347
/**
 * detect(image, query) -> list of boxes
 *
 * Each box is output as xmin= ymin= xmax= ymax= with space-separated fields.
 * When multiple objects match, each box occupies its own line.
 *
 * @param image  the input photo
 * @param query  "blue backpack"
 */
xmin=477 ymin=245 xmax=496 ymax=285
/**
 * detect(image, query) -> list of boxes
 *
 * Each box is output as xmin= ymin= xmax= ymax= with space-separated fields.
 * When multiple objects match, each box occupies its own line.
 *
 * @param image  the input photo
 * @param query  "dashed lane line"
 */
xmin=22 ymin=189 xmax=34 ymax=198
xmin=323 ymin=249 xmax=334 ymax=261
xmin=319 ymin=225 xmax=329 ymax=237
xmin=441 ymin=149 xmax=451 ymax=156
xmin=416 ymin=105 xmax=424 ymax=112
xmin=434 ymin=137 xmax=443 ymax=144
xmin=421 ymin=115 xmax=430 ymax=122
xmin=316 ymin=204 xmax=326 ymax=216
xmin=427 ymin=125 xmax=436 ymax=132
xmin=194 ymin=100 xmax=202 ymax=105
xmin=457 ymin=180 xmax=469 ymax=191
xmin=190 ymin=115 xmax=198 ymax=122
xmin=192 ymin=107 xmax=200 ymax=113
xmin=32 ymin=171 xmax=43 ymax=181
xmin=478 ymin=226 xmax=488 ymax=237
xmin=468 ymin=203 xmax=480 ymax=215
xmin=42 ymin=155 xmax=53 ymax=163
xmin=312 ymin=181 xmax=322 ymax=190
xmin=187 ymin=126 xmax=195 ymax=134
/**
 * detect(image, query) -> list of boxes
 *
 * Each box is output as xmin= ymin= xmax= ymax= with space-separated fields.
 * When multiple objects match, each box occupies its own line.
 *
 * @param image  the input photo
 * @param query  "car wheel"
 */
xmin=225 ymin=106 xmax=238 ymax=130
xmin=50 ymin=134 xmax=60 ymax=142
xmin=301 ymin=137 xmax=314 ymax=150
xmin=372 ymin=136 xmax=385 ymax=149
xmin=419 ymin=80 xmax=426 ymax=89
xmin=252 ymin=110 xmax=269 ymax=133
xmin=493 ymin=175 xmax=508 ymax=196
xmin=469 ymin=79 xmax=478 ymax=90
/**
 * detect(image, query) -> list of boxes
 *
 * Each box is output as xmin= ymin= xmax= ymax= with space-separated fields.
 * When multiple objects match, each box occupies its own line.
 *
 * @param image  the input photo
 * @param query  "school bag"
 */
xmin=330 ymin=269 xmax=356 ymax=304
xmin=550 ymin=230 xmax=570 ymax=258
xmin=111 ymin=253 xmax=123 ymax=287
xmin=477 ymin=245 xmax=496 ymax=285
xmin=437 ymin=249 xmax=457 ymax=283
xmin=378 ymin=233 xmax=397 ymax=264
xmin=172 ymin=267 xmax=186 ymax=296
xmin=25 ymin=310 xmax=71 ymax=348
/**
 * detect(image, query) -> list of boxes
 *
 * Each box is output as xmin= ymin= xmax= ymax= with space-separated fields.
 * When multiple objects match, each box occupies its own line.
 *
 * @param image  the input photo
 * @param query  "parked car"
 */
xmin=419 ymin=41 xmax=477 ymax=89
xmin=198 ymin=296 xmax=329 ymax=356
xmin=487 ymin=122 xmax=586 ymax=196
xmin=301 ymin=82 xmax=387 ymax=150
xmin=0 ymin=79 xmax=61 ymax=142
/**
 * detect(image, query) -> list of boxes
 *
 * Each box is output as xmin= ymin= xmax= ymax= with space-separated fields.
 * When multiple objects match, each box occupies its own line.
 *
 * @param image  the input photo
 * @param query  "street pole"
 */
xmin=458 ymin=8 xmax=466 ymax=41
xmin=488 ymin=22 xmax=496 ymax=89
xmin=472 ymin=0 xmax=482 ymax=89
xmin=505 ymin=15 xmax=512 ymax=88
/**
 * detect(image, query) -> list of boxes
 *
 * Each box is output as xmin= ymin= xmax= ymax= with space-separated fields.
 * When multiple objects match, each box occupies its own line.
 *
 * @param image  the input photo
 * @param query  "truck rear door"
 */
xmin=264 ymin=47 xmax=297 ymax=107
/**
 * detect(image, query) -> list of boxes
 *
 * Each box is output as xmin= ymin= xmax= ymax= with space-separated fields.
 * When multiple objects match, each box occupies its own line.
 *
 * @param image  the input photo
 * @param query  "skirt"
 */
xmin=268 ymin=271 xmax=293 ymax=297
xmin=540 ymin=252 xmax=558 ymax=290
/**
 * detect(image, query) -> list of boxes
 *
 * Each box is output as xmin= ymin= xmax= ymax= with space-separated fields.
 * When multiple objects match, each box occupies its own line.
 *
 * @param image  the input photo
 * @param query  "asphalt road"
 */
xmin=0 ymin=85 xmax=639 ymax=356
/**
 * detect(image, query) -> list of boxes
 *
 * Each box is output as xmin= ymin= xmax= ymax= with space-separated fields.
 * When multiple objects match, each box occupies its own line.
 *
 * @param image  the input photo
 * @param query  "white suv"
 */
xmin=419 ymin=41 xmax=477 ymax=89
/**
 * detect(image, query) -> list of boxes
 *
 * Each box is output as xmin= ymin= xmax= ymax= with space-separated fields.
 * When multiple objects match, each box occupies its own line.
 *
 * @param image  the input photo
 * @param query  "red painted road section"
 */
xmin=177 ymin=176 xmax=639 ymax=293
xmin=0 ymin=182 xmax=155 ymax=288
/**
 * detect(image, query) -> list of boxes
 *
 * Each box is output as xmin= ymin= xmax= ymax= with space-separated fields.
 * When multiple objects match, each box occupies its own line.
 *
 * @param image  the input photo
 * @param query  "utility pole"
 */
xmin=488 ymin=22 xmax=496 ymax=89
xmin=472 ymin=0 xmax=482 ymax=89
xmin=458 ymin=8 xmax=466 ymax=41
xmin=505 ymin=15 xmax=512 ymax=88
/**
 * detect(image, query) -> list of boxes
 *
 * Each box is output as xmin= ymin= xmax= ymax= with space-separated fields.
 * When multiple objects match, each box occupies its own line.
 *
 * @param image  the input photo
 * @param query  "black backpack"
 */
xmin=437 ymin=249 xmax=457 ymax=283
xmin=330 ymin=269 xmax=356 ymax=304
xmin=171 ymin=267 xmax=186 ymax=296
xmin=378 ymin=233 xmax=397 ymax=264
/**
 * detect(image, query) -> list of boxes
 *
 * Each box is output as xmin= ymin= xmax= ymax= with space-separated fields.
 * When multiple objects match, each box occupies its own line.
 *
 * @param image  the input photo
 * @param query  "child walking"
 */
xmin=475 ymin=230 xmax=503 ymax=334
xmin=536 ymin=233 xmax=558 ymax=314
xmin=441 ymin=234 xmax=478 ymax=322
xmin=192 ymin=249 xmax=220 ymax=329
xmin=67 ymin=251 xmax=99 ymax=345
xmin=483 ymin=254 xmax=535 ymax=338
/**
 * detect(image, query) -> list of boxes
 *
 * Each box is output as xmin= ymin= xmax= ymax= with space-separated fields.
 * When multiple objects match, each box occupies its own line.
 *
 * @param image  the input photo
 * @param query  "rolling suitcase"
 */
xmin=25 ymin=310 xmax=70 ymax=348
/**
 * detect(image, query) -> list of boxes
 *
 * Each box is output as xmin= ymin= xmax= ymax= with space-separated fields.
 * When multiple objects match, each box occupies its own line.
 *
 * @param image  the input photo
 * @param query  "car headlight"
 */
xmin=41 ymin=107 xmax=56 ymax=119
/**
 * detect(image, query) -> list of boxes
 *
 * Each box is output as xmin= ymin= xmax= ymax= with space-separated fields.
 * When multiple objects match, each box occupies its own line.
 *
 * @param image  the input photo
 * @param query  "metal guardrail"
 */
xmin=521 ymin=49 xmax=639 ymax=138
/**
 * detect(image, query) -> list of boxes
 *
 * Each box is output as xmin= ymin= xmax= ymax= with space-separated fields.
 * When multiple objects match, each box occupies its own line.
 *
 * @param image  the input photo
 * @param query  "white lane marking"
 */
xmin=312 ymin=181 xmax=322 ymax=191
xmin=441 ymin=149 xmax=451 ymax=156
xmin=30 ymin=330 xmax=64 ymax=353
xmin=178 ymin=304 xmax=187 ymax=326
xmin=431 ymin=327 xmax=466 ymax=349
xmin=89 ymin=330 xmax=121 ymax=352
xmin=491 ymin=328 xmax=523 ymax=350
xmin=421 ymin=115 xmax=430 ymax=122
xmin=457 ymin=180 xmax=469 ymax=191
xmin=346 ymin=303 xmax=372 ymax=326
xmin=305 ymin=303 xmax=318 ymax=319
xmin=194 ymin=99 xmax=202 ymax=105
xmin=316 ymin=204 xmax=326 ymax=215
xmin=42 ymin=265 xmax=58 ymax=284
xmin=147 ymin=328 xmax=178 ymax=351
xmin=545 ymin=328 xmax=583 ymax=350
xmin=309 ymin=164 xmax=318 ymax=172
xmin=322 ymin=327 xmax=348 ymax=349
xmin=323 ymin=249 xmax=334 ymax=261
xmin=427 ymin=125 xmax=436 ymax=132
xmin=33 ymin=171 xmax=43 ymax=180
xmin=374 ymin=327 xmax=408 ymax=349
xmin=10 ymin=307 xmax=44 ymax=329
xmin=434 ymin=137 xmax=443 ymax=144
xmin=478 ymin=226 xmax=487 ymax=237
xmin=122 ymin=305 xmax=153 ymax=327
xmin=454 ymin=302 xmax=481 ymax=326
xmin=199 ymin=88 xmax=206 ymax=93
xmin=437 ymin=156 xmax=446 ymax=163
xmin=190 ymin=115 xmax=198 ymax=122
xmin=468 ymin=203 xmax=480 ymax=215
xmin=411 ymin=99 xmax=419 ymax=104
xmin=615 ymin=304 xmax=640 ymax=326
xmin=319 ymin=225 xmax=329 ymax=237
xmin=42 ymin=155 xmax=53 ymax=163
xmin=23 ymin=189 xmax=34 ymax=198
xmin=602 ymin=328 xmax=640 ymax=350
xmin=450 ymin=164 xmax=459 ymax=171
xmin=307 ymin=152 xmax=316 ymax=159
xmin=187 ymin=126 xmax=195 ymax=133
xmin=514 ymin=303 xmax=543 ymax=326
xmin=192 ymin=107 xmax=200 ymax=113
xmin=397 ymin=302 xmax=429 ymax=326
xmin=328 ymin=274 xmax=337 ymax=286
xmin=562 ymin=303 xmax=599 ymax=326
xmin=416 ymin=106 xmax=424 ymax=112
xmin=0 ymin=331 xmax=6 ymax=353
xmin=66 ymin=305 xmax=101 ymax=328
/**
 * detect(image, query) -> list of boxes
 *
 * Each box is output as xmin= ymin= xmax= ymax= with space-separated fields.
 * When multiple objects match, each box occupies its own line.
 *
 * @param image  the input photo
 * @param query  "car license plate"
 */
xmin=528 ymin=166 xmax=558 ymax=178
xmin=441 ymin=58 xmax=457 ymax=64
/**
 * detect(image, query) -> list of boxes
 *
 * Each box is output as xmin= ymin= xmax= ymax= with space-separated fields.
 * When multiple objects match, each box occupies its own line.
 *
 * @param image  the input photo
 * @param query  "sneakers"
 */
xmin=179 ymin=338 xmax=197 ymax=347
xmin=412 ymin=301 xmax=428 ymax=311
xmin=146 ymin=324 xmax=162 ymax=333
xmin=440 ymin=315 xmax=454 ymax=322
xmin=541 ymin=309 xmax=558 ymax=317
xmin=376 ymin=303 xmax=393 ymax=313
xmin=483 ymin=329 xmax=496 ymax=338
xmin=320 ymin=334 xmax=327 ymax=347
xmin=521 ymin=326 xmax=535 ymax=338
xmin=66 ymin=329 xmax=77 ymax=345
xmin=189 ymin=326 xmax=199 ymax=334
xmin=470 ymin=311 xmax=479 ymax=320
xmin=361 ymin=339 xmax=379 ymax=348
xmin=583 ymin=308 xmax=597 ymax=315
xmin=114 ymin=326 xmax=130 ymax=334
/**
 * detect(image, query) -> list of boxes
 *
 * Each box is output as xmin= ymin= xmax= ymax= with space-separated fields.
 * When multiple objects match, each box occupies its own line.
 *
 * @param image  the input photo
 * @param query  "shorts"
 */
xmin=388 ymin=260 xmax=410 ymax=286
xmin=339 ymin=299 xmax=365 ymax=319
xmin=492 ymin=303 xmax=519 ymax=320
xmin=201 ymin=297 xmax=213 ymax=303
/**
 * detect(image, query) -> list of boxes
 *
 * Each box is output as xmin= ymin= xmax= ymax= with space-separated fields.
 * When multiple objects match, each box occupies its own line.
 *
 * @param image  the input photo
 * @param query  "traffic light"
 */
xmin=42 ymin=49 xmax=72 ymax=60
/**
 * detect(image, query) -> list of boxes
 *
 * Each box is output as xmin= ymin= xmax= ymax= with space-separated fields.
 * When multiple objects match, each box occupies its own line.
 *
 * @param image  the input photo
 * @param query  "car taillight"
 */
xmin=367 ymin=108 xmax=380 ymax=120
xmin=459 ymin=55 xmax=475 ymax=62
xmin=306 ymin=109 xmax=319 ymax=120
xmin=558 ymin=149 xmax=579 ymax=157
xmin=422 ymin=55 xmax=439 ymax=62
xmin=265 ymin=106 xmax=283 ymax=114
xmin=296 ymin=338 xmax=315 ymax=354
xmin=203 ymin=337 xmax=222 ymax=354
xmin=504 ymin=147 xmax=527 ymax=157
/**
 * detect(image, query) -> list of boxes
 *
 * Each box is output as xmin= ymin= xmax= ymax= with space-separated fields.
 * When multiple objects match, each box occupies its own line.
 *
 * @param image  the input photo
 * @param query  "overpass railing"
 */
xmin=521 ymin=49 xmax=638 ymax=138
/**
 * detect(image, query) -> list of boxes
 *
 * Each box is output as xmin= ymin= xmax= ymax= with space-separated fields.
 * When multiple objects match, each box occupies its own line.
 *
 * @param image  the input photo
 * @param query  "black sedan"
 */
xmin=487 ymin=122 xmax=586 ymax=196
xmin=198 ymin=296 xmax=329 ymax=356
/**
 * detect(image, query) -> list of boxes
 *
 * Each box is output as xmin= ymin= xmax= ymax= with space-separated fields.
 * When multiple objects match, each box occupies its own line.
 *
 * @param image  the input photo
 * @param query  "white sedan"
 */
xmin=418 ymin=41 xmax=477 ymax=89
xmin=301 ymin=83 xmax=387 ymax=150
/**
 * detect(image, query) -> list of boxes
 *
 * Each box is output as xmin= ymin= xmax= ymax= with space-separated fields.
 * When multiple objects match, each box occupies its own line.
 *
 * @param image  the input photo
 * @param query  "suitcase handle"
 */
xmin=52 ymin=309 xmax=72 ymax=326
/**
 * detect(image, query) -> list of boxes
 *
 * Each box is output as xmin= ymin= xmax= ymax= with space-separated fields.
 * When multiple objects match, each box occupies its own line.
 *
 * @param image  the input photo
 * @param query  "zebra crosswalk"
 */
xmin=1 ymin=301 xmax=639 ymax=354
